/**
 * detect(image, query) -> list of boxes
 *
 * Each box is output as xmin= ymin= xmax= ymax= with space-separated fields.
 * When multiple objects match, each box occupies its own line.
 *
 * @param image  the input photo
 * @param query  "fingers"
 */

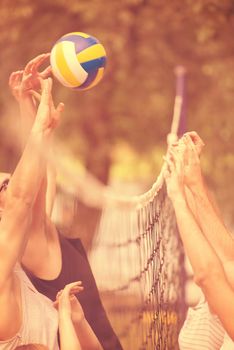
xmin=9 ymin=70 xmax=23 ymax=87
xmin=33 ymin=54 xmax=50 ymax=74
xmin=8 ymin=72 xmax=16 ymax=86
xmin=9 ymin=71 xmax=24 ymax=99
xmin=178 ymin=132 xmax=204 ymax=163
xmin=22 ymin=54 xmax=50 ymax=93
xmin=24 ymin=53 xmax=50 ymax=75
xmin=183 ymin=131 xmax=205 ymax=155
xmin=56 ymin=281 xmax=83 ymax=298
xmin=52 ymin=102 xmax=64 ymax=127
xmin=52 ymin=300 xmax=59 ymax=309
xmin=39 ymin=77 xmax=52 ymax=108
xmin=163 ymin=154 xmax=175 ymax=174
xmin=21 ymin=72 xmax=34 ymax=91
xmin=53 ymin=281 xmax=83 ymax=305
xmin=9 ymin=54 xmax=51 ymax=99
xmin=164 ymin=143 xmax=185 ymax=182
xmin=183 ymin=134 xmax=200 ymax=163
xmin=36 ymin=77 xmax=64 ymax=133
xmin=184 ymin=131 xmax=204 ymax=145
xmin=40 ymin=65 xmax=52 ymax=79
xmin=29 ymin=90 xmax=41 ymax=102
xmin=63 ymin=281 xmax=83 ymax=294
xmin=53 ymin=293 xmax=82 ymax=309
xmin=169 ymin=146 xmax=184 ymax=174
xmin=56 ymin=102 xmax=64 ymax=113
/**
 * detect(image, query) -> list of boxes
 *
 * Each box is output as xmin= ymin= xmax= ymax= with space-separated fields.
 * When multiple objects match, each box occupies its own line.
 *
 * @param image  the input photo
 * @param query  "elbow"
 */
xmin=194 ymin=265 xmax=223 ymax=289
xmin=194 ymin=268 xmax=210 ymax=287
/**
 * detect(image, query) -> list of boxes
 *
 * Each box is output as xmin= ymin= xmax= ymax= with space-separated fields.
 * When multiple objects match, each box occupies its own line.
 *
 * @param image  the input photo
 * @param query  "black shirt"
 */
xmin=23 ymin=233 xmax=123 ymax=350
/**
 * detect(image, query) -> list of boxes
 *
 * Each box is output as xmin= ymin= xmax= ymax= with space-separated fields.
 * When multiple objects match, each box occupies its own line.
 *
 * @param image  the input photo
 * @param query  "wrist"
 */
xmin=28 ymin=128 xmax=50 ymax=149
xmin=170 ymin=192 xmax=187 ymax=207
xmin=31 ymin=121 xmax=50 ymax=138
xmin=30 ymin=126 xmax=44 ymax=138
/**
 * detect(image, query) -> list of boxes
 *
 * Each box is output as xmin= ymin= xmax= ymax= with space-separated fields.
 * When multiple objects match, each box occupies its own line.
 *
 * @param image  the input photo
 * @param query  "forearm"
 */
xmin=9 ymin=130 xmax=46 ymax=203
xmin=175 ymin=193 xmax=234 ymax=340
xmin=59 ymin=314 xmax=81 ymax=350
xmin=73 ymin=318 xmax=103 ymax=350
xmin=0 ymin=130 xmax=48 ymax=287
xmin=199 ymin=270 xmax=234 ymax=341
xmin=187 ymin=179 xmax=234 ymax=262
xmin=45 ymin=152 xmax=57 ymax=217
xmin=19 ymin=97 xmax=36 ymax=147
xmin=172 ymin=195 xmax=225 ymax=282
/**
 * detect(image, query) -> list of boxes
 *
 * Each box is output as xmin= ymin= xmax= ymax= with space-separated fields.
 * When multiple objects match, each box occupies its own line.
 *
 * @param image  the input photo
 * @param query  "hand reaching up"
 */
xmin=32 ymin=78 xmax=64 ymax=138
xmin=164 ymin=145 xmax=186 ymax=203
xmin=9 ymin=53 xmax=51 ymax=100
xmin=9 ymin=54 xmax=51 ymax=121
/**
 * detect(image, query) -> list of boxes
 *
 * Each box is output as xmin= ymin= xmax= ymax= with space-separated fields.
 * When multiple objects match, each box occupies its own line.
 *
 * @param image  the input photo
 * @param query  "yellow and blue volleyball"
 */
xmin=50 ymin=32 xmax=107 ymax=90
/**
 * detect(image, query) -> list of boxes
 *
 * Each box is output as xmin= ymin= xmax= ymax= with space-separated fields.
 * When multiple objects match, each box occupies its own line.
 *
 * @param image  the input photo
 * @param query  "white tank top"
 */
xmin=0 ymin=265 xmax=59 ymax=350
xmin=179 ymin=296 xmax=225 ymax=350
xmin=220 ymin=333 xmax=234 ymax=350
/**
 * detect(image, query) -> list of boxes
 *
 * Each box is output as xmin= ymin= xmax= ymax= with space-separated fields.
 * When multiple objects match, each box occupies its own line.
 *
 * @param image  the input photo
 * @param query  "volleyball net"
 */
xmin=89 ymin=184 xmax=185 ymax=349
xmin=54 ymin=67 xmax=187 ymax=349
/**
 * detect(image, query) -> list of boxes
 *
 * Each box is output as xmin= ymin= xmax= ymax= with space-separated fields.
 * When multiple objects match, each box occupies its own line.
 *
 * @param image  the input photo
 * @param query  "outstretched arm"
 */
xmin=9 ymin=55 xmax=56 ymax=217
xmin=164 ymin=146 xmax=234 ymax=340
xmin=0 ymin=78 xmax=63 ymax=338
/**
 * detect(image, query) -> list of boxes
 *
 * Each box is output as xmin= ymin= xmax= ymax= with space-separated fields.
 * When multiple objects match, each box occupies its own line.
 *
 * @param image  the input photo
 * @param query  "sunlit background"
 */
xmin=0 ymin=1 xmax=234 ymax=349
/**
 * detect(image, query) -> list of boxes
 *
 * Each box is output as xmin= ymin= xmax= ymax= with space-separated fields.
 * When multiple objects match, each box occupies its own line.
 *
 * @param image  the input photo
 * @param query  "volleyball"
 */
xmin=50 ymin=32 xmax=107 ymax=90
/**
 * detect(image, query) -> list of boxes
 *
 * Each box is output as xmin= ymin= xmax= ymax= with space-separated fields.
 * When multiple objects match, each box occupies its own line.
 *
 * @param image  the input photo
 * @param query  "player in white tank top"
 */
xmin=164 ymin=133 xmax=234 ymax=348
xmin=0 ymin=266 xmax=59 ymax=350
xmin=179 ymin=295 xmax=225 ymax=350
xmin=220 ymin=333 xmax=234 ymax=350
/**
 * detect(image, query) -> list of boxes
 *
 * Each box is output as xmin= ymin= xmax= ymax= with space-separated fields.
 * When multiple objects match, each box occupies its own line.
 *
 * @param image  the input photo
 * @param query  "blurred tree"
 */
xmin=0 ymin=0 xmax=234 ymax=248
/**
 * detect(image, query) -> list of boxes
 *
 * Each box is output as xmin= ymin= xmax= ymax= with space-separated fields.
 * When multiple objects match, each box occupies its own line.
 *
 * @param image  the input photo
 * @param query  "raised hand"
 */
xmin=181 ymin=134 xmax=204 ymax=189
xmin=54 ymin=281 xmax=85 ymax=324
xmin=9 ymin=53 xmax=51 ymax=99
xmin=32 ymin=78 xmax=64 ymax=137
xmin=164 ymin=145 xmax=186 ymax=202
xmin=9 ymin=54 xmax=51 ymax=120
xmin=8 ymin=70 xmax=24 ymax=102
xmin=20 ymin=53 xmax=51 ymax=93
xmin=182 ymin=131 xmax=205 ymax=156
